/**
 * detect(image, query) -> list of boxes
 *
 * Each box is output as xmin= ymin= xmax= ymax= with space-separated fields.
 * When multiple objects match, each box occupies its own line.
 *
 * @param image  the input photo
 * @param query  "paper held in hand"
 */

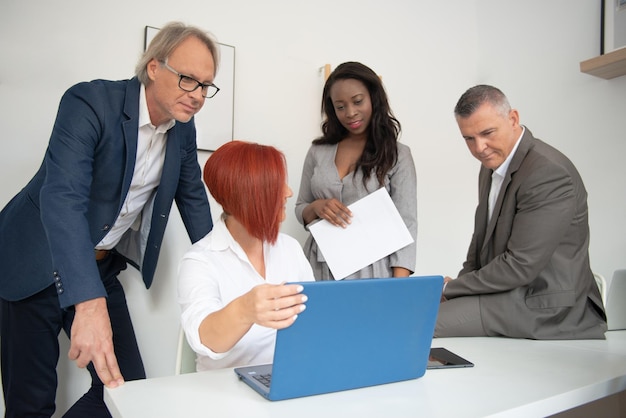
xmin=308 ymin=187 xmax=414 ymax=279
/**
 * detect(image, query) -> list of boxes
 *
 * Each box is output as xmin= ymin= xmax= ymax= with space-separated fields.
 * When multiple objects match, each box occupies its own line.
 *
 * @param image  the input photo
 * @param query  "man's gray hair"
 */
xmin=454 ymin=85 xmax=511 ymax=118
xmin=135 ymin=22 xmax=220 ymax=85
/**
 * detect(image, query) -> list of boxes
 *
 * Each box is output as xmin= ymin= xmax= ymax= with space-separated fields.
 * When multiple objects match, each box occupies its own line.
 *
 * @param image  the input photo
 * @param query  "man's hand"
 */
xmin=68 ymin=297 xmax=124 ymax=388
xmin=441 ymin=276 xmax=454 ymax=303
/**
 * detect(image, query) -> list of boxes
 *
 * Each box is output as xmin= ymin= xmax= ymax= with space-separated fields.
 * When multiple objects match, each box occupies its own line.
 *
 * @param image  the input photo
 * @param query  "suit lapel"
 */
xmin=120 ymin=78 xmax=141 ymax=204
xmin=474 ymin=167 xmax=491 ymax=259
xmin=158 ymin=127 xmax=181 ymax=203
xmin=480 ymin=128 xmax=535 ymax=258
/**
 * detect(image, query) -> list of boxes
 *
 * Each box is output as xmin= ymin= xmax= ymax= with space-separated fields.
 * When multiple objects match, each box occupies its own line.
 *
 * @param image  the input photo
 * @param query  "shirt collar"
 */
xmin=139 ymin=83 xmax=176 ymax=133
xmin=208 ymin=216 xmax=271 ymax=267
xmin=494 ymin=126 xmax=525 ymax=177
xmin=207 ymin=216 xmax=233 ymax=251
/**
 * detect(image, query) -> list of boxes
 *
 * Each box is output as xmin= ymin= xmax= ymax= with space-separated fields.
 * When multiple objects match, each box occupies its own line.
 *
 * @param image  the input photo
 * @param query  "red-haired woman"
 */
xmin=178 ymin=141 xmax=314 ymax=371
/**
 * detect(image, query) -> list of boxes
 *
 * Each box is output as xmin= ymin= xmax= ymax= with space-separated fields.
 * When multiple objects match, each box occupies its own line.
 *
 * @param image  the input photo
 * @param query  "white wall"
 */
xmin=474 ymin=0 xmax=626 ymax=282
xmin=0 ymin=0 xmax=624 ymax=415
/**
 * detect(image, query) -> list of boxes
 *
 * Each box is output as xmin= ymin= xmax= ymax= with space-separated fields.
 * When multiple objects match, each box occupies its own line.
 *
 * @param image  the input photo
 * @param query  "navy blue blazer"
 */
xmin=0 ymin=77 xmax=212 ymax=309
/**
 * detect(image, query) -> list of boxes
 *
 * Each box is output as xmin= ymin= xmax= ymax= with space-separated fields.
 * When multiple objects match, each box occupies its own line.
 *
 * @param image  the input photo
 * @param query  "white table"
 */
xmin=105 ymin=331 xmax=626 ymax=418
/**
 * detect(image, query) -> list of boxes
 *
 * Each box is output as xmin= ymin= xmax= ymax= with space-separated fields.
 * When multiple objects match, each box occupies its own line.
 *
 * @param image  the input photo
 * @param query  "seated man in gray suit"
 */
xmin=436 ymin=85 xmax=606 ymax=340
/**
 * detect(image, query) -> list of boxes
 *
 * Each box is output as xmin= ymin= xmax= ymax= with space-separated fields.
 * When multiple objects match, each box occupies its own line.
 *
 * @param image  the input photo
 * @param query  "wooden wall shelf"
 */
xmin=580 ymin=47 xmax=626 ymax=79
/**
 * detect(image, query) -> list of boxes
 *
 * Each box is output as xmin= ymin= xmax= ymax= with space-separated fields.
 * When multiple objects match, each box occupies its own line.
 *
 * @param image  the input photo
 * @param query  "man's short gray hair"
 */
xmin=454 ymin=85 xmax=511 ymax=118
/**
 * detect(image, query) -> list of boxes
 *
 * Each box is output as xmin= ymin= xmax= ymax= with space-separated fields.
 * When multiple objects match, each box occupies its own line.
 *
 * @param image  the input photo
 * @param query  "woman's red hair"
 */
xmin=203 ymin=140 xmax=287 ymax=244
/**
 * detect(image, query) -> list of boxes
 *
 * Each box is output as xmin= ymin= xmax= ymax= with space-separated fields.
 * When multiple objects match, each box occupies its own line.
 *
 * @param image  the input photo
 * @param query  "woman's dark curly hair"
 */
xmin=314 ymin=61 xmax=401 ymax=187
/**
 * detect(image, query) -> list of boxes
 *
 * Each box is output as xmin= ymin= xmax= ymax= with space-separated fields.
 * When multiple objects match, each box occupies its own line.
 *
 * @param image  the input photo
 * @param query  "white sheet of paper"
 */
xmin=308 ymin=187 xmax=414 ymax=280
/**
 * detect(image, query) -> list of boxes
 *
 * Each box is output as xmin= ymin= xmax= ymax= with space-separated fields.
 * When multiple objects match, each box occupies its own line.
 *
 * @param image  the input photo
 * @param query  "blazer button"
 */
xmin=57 ymin=288 xmax=64 ymax=294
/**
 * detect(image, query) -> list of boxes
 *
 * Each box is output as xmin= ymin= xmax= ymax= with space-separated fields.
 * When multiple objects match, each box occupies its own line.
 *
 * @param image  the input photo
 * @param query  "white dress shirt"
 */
xmin=96 ymin=84 xmax=174 ymax=249
xmin=178 ymin=217 xmax=315 ymax=371
xmin=488 ymin=127 xmax=525 ymax=222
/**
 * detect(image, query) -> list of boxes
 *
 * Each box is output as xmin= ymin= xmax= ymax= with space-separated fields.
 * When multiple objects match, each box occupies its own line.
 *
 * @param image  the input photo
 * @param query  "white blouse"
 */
xmin=178 ymin=217 xmax=314 ymax=371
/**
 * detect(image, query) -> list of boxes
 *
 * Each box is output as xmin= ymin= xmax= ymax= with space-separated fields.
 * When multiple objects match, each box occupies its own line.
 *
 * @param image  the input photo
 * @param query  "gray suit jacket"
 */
xmin=444 ymin=128 xmax=606 ymax=339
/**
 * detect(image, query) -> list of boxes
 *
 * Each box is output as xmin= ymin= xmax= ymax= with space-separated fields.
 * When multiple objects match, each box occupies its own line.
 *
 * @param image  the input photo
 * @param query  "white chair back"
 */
xmin=175 ymin=327 xmax=197 ymax=375
xmin=593 ymin=273 xmax=608 ymax=306
xmin=606 ymin=269 xmax=626 ymax=331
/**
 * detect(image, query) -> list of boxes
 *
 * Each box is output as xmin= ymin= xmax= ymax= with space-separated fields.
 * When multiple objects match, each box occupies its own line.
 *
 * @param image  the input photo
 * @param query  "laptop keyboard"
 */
xmin=252 ymin=373 xmax=272 ymax=388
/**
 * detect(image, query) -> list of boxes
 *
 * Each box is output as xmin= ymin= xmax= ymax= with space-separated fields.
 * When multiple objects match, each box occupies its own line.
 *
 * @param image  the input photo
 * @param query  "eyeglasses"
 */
xmin=160 ymin=60 xmax=220 ymax=98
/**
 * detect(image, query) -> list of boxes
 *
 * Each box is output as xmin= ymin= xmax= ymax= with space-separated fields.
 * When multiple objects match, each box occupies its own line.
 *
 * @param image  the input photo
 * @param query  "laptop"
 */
xmin=606 ymin=269 xmax=626 ymax=330
xmin=234 ymin=275 xmax=443 ymax=401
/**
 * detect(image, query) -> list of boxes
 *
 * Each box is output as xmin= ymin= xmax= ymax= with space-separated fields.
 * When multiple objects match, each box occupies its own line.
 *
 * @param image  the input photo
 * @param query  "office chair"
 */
xmin=175 ymin=327 xmax=197 ymax=375
xmin=593 ymin=272 xmax=608 ymax=306
xmin=606 ymin=269 xmax=626 ymax=331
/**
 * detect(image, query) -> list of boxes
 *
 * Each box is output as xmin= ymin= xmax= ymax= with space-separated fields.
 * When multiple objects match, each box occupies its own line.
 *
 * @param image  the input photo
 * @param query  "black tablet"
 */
xmin=427 ymin=347 xmax=474 ymax=369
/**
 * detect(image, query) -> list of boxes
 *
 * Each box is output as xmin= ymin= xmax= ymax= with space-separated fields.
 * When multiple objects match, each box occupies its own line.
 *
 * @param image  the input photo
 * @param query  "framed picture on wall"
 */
xmin=602 ymin=0 xmax=626 ymax=54
xmin=145 ymin=26 xmax=235 ymax=152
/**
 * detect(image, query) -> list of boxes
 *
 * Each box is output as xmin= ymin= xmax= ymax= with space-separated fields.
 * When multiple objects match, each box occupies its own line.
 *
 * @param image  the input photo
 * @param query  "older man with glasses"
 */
xmin=0 ymin=22 xmax=220 ymax=417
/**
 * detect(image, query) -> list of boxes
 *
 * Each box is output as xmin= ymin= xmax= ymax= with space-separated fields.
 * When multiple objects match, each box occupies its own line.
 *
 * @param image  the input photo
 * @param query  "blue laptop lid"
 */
xmin=268 ymin=276 xmax=443 ymax=400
